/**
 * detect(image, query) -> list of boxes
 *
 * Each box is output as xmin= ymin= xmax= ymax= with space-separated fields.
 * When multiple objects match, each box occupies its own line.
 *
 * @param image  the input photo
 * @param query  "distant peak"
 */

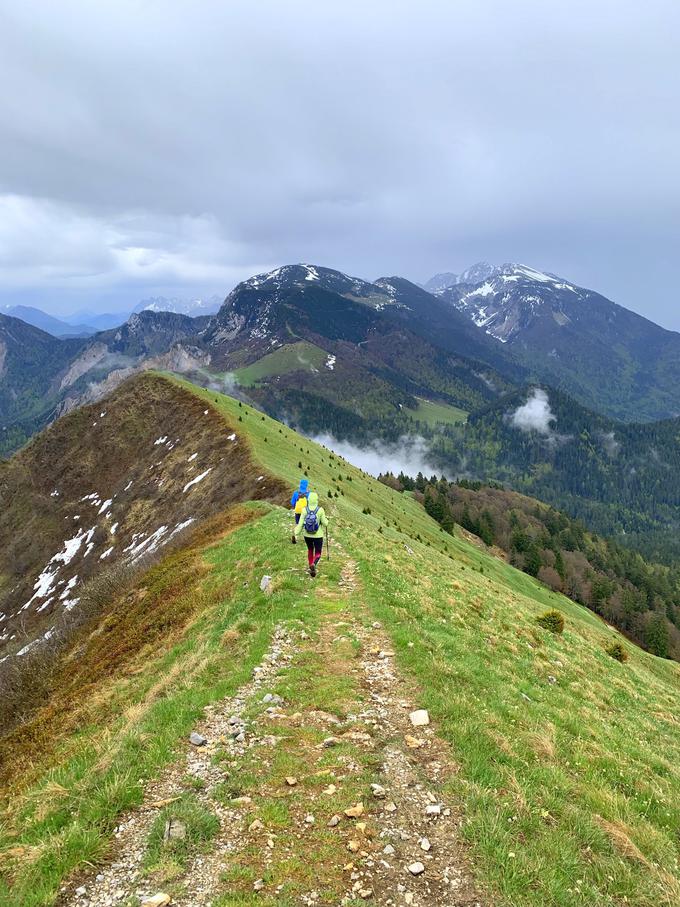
xmin=457 ymin=261 xmax=494 ymax=285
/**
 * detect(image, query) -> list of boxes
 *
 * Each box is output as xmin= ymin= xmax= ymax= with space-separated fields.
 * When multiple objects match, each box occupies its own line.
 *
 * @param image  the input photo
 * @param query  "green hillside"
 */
xmin=233 ymin=341 xmax=330 ymax=386
xmin=1 ymin=373 xmax=678 ymax=907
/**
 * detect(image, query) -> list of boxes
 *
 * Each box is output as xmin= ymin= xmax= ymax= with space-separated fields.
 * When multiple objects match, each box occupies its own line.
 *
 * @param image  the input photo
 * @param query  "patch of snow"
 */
xmin=227 ymin=433 xmax=236 ymax=441
xmin=124 ymin=480 xmax=133 ymax=491
xmin=188 ymin=453 xmax=198 ymax=461
xmin=62 ymin=598 xmax=80 ymax=612
xmin=168 ymin=518 xmax=195 ymax=541
xmin=304 ymin=265 xmax=320 ymax=281
xmin=100 ymin=546 xmax=115 ymax=559
xmin=256 ymin=475 xmax=265 ymax=482
xmin=325 ymin=355 xmax=336 ymax=370
xmin=204 ymin=409 xmax=209 ymax=415
xmin=183 ymin=468 xmax=212 ymax=493
xmin=59 ymin=576 xmax=78 ymax=599
xmin=154 ymin=435 xmax=168 ymax=445
xmin=468 ymin=281 xmax=495 ymax=298
xmin=110 ymin=522 xmax=118 ymax=534
xmin=98 ymin=498 xmax=113 ymax=515
xmin=16 ymin=639 xmax=39 ymax=657
xmin=51 ymin=490 xmax=60 ymax=497
xmin=126 ymin=526 xmax=168 ymax=560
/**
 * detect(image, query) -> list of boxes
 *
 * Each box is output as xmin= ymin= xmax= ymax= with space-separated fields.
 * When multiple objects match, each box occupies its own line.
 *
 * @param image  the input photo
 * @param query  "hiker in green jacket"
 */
xmin=294 ymin=491 xmax=329 ymax=577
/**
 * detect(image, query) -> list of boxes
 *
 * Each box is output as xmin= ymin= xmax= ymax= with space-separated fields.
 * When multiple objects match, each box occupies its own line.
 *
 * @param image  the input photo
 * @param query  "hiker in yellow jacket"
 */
xmin=294 ymin=491 xmax=329 ymax=577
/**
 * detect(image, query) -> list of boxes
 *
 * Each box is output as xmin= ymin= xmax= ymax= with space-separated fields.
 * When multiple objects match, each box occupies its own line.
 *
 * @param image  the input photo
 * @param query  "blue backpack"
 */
xmin=304 ymin=506 xmax=320 ymax=534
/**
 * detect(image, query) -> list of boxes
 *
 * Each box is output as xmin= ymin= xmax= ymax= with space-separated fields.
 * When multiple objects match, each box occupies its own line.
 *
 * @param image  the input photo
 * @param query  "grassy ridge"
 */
xmin=1 ymin=373 xmax=678 ymax=906
xmin=180 ymin=377 xmax=680 ymax=907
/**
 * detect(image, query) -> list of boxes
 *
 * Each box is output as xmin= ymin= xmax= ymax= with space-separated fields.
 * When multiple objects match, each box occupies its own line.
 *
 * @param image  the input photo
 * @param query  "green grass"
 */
xmin=405 ymin=396 xmax=467 ymax=427
xmin=1 ymin=373 xmax=679 ymax=907
xmin=234 ymin=342 xmax=329 ymax=387
xmin=145 ymin=792 xmax=220 ymax=871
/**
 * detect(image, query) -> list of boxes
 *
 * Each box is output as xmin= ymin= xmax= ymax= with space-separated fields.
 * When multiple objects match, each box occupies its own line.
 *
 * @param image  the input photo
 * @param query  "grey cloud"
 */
xmin=0 ymin=1 xmax=678 ymax=325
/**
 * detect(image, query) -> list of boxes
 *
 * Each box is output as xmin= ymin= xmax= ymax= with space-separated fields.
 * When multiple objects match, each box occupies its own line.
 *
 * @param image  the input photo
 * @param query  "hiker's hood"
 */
xmin=307 ymin=491 xmax=319 ymax=508
xmin=299 ymin=478 xmax=309 ymax=493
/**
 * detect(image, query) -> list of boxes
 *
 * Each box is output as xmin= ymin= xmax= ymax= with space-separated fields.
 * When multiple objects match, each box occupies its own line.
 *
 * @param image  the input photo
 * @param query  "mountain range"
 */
xmin=4 ymin=260 xmax=680 ymax=563
xmin=0 ymin=294 xmax=223 ymax=340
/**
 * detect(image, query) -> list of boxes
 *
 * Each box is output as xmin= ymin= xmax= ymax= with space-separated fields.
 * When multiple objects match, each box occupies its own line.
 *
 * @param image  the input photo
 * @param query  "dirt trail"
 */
xmin=59 ymin=545 xmax=486 ymax=907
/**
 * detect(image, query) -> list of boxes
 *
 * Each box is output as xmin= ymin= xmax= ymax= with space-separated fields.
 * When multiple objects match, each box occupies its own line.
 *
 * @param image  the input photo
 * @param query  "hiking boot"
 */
xmin=310 ymin=563 xmax=317 ymax=578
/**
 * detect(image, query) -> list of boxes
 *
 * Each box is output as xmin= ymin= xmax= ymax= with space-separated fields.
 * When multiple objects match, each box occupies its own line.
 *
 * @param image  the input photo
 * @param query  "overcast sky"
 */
xmin=0 ymin=0 xmax=678 ymax=325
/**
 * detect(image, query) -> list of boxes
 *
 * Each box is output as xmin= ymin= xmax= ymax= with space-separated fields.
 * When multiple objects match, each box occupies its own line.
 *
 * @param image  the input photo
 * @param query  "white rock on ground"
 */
xmin=409 ymin=709 xmax=430 ymax=727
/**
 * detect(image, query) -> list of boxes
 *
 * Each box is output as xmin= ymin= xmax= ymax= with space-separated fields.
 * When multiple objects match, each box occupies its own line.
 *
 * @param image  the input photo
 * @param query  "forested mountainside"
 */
xmin=381 ymin=473 xmax=680 ymax=660
xmin=419 ymin=386 xmax=680 ymax=564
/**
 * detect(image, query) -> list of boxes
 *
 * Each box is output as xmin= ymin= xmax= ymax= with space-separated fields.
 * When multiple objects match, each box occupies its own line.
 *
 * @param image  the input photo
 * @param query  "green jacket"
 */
xmin=294 ymin=491 xmax=329 ymax=539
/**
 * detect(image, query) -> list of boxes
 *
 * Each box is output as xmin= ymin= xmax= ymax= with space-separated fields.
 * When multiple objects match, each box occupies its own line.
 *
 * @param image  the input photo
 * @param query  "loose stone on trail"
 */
xmin=189 ymin=732 xmax=207 ymax=746
xmin=163 ymin=819 xmax=186 ymax=841
xmin=141 ymin=895 xmax=171 ymax=907
xmin=409 ymin=709 xmax=430 ymax=727
xmin=344 ymin=802 xmax=365 ymax=818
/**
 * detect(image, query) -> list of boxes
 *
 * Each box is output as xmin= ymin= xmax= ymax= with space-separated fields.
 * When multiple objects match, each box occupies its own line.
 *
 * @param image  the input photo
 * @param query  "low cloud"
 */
xmin=310 ymin=433 xmax=445 ymax=480
xmin=600 ymin=431 xmax=620 ymax=457
xmin=509 ymin=388 xmax=556 ymax=436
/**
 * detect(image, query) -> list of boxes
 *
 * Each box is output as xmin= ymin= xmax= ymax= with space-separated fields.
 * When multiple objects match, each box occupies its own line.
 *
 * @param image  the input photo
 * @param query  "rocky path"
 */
xmin=59 ymin=549 xmax=486 ymax=907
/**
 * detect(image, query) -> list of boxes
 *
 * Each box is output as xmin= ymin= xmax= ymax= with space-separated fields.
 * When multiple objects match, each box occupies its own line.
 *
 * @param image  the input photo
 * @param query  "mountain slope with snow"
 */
xmin=0 ymin=373 xmax=285 ymax=661
xmin=439 ymin=263 xmax=680 ymax=422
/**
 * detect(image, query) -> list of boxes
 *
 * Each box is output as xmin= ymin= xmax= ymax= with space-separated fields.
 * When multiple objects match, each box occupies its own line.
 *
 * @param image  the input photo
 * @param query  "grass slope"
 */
xmin=234 ymin=341 xmax=329 ymax=386
xmin=405 ymin=397 xmax=468 ymax=428
xmin=1 ymin=373 xmax=678 ymax=907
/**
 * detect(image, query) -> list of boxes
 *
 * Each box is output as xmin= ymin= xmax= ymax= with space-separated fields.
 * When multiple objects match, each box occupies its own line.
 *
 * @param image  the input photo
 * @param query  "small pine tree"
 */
xmin=536 ymin=609 xmax=565 ymax=634
xmin=605 ymin=640 xmax=628 ymax=663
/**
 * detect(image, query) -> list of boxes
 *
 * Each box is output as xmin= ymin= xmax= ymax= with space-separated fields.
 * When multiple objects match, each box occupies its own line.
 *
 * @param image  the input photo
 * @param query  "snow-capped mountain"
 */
xmin=422 ymin=262 xmax=495 ymax=295
xmin=442 ymin=263 xmax=585 ymax=343
xmin=439 ymin=262 xmax=680 ymax=422
xmin=134 ymin=294 xmax=223 ymax=317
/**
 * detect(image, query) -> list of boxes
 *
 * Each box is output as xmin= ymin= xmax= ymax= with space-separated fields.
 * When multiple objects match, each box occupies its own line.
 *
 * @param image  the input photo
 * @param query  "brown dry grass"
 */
xmin=0 ymin=505 xmax=261 ymax=794
xmin=595 ymin=816 xmax=651 ymax=866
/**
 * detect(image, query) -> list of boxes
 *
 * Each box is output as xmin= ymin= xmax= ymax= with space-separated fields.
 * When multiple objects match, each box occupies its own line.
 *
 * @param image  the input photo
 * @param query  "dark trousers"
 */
xmin=304 ymin=536 xmax=323 ymax=565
